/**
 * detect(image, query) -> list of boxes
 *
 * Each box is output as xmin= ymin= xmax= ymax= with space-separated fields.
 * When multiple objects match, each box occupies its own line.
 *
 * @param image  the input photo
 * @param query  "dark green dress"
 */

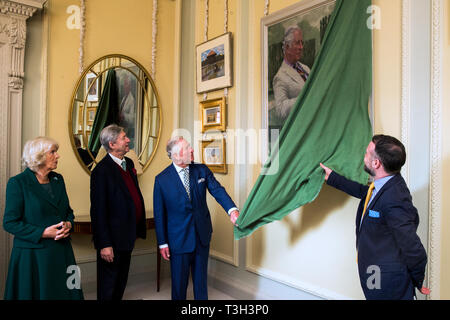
xmin=3 ymin=168 xmax=84 ymax=300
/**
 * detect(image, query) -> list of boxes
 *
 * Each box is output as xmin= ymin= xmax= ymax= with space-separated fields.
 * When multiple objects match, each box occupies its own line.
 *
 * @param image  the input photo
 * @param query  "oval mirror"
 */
xmin=69 ymin=54 xmax=161 ymax=175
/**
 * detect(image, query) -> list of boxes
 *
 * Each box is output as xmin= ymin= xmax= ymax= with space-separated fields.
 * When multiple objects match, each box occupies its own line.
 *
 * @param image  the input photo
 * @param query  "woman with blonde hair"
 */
xmin=3 ymin=137 xmax=83 ymax=300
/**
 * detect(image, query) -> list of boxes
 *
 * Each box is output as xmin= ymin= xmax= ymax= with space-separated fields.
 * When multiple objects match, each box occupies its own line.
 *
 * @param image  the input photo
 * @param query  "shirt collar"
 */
xmin=109 ymin=153 xmax=124 ymax=167
xmin=373 ymin=175 xmax=394 ymax=192
xmin=173 ymin=162 xmax=188 ymax=173
xmin=284 ymin=58 xmax=295 ymax=68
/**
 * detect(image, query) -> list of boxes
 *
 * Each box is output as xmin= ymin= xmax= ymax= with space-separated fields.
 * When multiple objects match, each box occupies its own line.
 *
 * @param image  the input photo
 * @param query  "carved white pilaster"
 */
xmin=428 ymin=0 xmax=443 ymax=301
xmin=401 ymin=0 xmax=411 ymax=184
xmin=0 ymin=0 xmax=43 ymax=298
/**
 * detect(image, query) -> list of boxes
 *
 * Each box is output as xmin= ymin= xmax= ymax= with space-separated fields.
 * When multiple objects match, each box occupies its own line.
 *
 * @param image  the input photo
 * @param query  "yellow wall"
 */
xmin=441 ymin=0 xmax=450 ymax=299
xmin=46 ymin=0 xmax=177 ymax=257
xmin=194 ymin=0 xmax=238 ymax=263
xmin=372 ymin=0 xmax=401 ymax=136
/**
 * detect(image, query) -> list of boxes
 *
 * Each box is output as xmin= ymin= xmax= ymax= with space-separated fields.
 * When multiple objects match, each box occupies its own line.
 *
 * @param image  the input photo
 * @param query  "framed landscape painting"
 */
xmin=196 ymin=32 xmax=232 ymax=93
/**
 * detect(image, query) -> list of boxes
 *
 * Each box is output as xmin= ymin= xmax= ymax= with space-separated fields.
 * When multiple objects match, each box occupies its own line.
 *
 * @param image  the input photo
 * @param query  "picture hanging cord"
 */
xmin=223 ymin=0 xmax=228 ymax=99
xmin=151 ymin=0 xmax=158 ymax=79
xmin=203 ymin=0 xmax=229 ymax=101
xmin=203 ymin=0 xmax=209 ymax=101
xmin=78 ymin=0 xmax=158 ymax=79
xmin=264 ymin=0 xmax=270 ymax=16
xmin=79 ymin=0 xmax=85 ymax=75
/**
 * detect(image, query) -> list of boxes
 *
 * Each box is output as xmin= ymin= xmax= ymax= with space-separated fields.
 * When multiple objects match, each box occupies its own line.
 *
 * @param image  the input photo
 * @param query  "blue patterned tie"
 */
xmin=121 ymin=160 xmax=126 ymax=171
xmin=182 ymin=168 xmax=190 ymax=200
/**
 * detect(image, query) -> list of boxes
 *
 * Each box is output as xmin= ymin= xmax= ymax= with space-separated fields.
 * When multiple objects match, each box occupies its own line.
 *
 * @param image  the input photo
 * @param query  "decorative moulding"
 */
xmin=428 ymin=0 xmax=443 ymax=301
xmin=401 ymin=0 xmax=411 ymax=184
xmin=0 ymin=0 xmax=42 ymax=17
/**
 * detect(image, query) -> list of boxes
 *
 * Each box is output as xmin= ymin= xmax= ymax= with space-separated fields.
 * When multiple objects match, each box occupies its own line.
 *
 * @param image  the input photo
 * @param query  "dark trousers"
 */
xmin=170 ymin=238 xmax=210 ymax=300
xmin=96 ymin=249 xmax=132 ymax=300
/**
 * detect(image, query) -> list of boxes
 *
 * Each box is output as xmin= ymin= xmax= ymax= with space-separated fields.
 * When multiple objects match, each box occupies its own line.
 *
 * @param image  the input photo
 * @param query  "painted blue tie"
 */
xmin=121 ymin=160 xmax=126 ymax=171
xmin=182 ymin=168 xmax=190 ymax=200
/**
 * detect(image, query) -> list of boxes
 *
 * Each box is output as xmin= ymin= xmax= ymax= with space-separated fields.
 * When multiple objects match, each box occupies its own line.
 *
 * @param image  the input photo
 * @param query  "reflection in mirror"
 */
xmin=69 ymin=54 xmax=161 ymax=174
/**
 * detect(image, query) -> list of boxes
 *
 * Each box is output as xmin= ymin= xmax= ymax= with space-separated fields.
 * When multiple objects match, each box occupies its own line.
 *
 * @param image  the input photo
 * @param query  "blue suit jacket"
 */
xmin=327 ymin=171 xmax=427 ymax=300
xmin=153 ymin=163 xmax=236 ymax=254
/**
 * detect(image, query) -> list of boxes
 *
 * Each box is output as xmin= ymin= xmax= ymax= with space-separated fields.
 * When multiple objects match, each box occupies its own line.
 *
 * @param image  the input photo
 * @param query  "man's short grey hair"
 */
xmin=22 ymin=136 xmax=59 ymax=172
xmin=282 ymin=26 xmax=302 ymax=52
xmin=100 ymin=124 xmax=124 ymax=152
xmin=166 ymin=136 xmax=184 ymax=159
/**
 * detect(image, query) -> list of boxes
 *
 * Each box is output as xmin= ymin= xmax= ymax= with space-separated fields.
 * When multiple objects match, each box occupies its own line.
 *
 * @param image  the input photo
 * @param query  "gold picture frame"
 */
xmin=87 ymin=106 xmax=97 ymax=126
xmin=77 ymin=104 xmax=84 ymax=134
xmin=200 ymin=139 xmax=227 ymax=174
xmin=86 ymin=72 xmax=99 ymax=102
xmin=200 ymin=97 xmax=226 ymax=132
xmin=196 ymin=32 xmax=232 ymax=93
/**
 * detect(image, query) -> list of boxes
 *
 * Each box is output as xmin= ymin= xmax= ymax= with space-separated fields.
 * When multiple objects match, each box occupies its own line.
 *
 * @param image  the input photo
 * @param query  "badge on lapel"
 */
xmin=198 ymin=178 xmax=205 ymax=184
xmin=368 ymin=210 xmax=380 ymax=218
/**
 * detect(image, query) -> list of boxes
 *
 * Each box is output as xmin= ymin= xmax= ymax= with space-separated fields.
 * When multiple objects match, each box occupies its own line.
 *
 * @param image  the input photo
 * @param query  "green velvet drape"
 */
xmin=234 ymin=0 xmax=373 ymax=239
xmin=88 ymin=69 xmax=120 ymax=155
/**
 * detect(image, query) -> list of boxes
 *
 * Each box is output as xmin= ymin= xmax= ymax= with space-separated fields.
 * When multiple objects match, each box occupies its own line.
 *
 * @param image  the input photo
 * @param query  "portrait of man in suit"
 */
xmin=153 ymin=136 xmax=239 ymax=300
xmin=90 ymin=124 xmax=147 ymax=300
xmin=272 ymin=26 xmax=310 ymax=127
xmin=320 ymin=135 xmax=430 ymax=300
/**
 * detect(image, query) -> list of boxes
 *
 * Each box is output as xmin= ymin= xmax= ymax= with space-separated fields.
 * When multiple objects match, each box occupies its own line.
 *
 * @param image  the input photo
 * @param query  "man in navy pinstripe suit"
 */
xmin=153 ymin=136 xmax=239 ymax=300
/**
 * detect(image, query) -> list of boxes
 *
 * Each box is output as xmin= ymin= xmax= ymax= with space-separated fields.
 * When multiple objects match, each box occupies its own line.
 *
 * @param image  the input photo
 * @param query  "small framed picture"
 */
xmin=200 ymin=139 xmax=227 ymax=174
xmin=87 ymin=106 xmax=97 ymax=125
xmin=200 ymin=97 xmax=226 ymax=132
xmin=86 ymin=72 xmax=99 ymax=102
xmin=77 ymin=104 xmax=84 ymax=132
xmin=196 ymin=32 xmax=232 ymax=93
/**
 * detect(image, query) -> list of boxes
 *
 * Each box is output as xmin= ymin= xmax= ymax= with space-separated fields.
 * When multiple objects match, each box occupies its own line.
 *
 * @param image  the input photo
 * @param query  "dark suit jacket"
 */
xmin=153 ymin=163 xmax=236 ymax=254
xmin=90 ymin=154 xmax=146 ymax=251
xmin=327 ymin=171 xmax=427 ymax=299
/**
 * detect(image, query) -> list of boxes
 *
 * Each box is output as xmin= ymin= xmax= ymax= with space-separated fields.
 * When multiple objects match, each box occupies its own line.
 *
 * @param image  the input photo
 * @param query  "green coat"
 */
xmin=3 ymin=168 xmax=83 ymax=300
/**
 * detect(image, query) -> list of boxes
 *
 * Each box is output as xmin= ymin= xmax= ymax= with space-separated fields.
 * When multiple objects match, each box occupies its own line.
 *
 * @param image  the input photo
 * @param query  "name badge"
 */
xmin=368 ymin=210 xmax=380 ymax=218
xmin=198 ymin=178 xmax=205 ymax=184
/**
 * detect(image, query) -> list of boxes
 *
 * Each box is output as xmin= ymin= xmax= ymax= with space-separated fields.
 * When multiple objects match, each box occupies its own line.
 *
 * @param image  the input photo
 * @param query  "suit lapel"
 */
xmin=367 ymin=174 xmax=400 ymax=212
xmin=169 ymin=163 xmax=191 ymax=202
xmin=282 ymin=61 xmax=303 ymax=85
xmin=126 ymin=158 xmax=145 ymax=203
xmin=188 ymin=164 xmax=197 ymax=201
xmin=105 ymin=154 xmax=131 ymax=198
xmin=359 ymin=175 xmax=401 ymax=231
xmin=48 ymin=171 xmax=64 ymax=206
xmin=24 ymin=168 xmax=61 ymax=209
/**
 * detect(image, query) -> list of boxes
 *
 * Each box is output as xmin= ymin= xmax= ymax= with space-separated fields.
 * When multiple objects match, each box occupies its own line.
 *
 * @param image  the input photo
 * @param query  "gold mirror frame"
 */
xmin=69 ymin=54 xmax=162 ymax=175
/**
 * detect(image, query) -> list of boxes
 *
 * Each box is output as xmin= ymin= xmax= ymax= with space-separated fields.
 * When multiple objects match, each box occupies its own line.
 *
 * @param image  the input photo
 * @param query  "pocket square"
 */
xmin=198 ymin=178 xmax=205 ymax=184
xmin=368 ymin=210 xmax=380 ymax=218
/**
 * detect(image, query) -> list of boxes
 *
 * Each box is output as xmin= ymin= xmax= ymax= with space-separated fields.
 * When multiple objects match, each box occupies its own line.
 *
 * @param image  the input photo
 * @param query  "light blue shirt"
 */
xmin=360 ymin=175 xmax=394 ymax=228
xmin=368 ymin=175 xmax=394 ymax=207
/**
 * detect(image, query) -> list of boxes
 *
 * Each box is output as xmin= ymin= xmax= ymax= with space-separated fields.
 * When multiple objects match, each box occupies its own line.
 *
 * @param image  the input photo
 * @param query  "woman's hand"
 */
xmin=55 ymin=221 xmax=72 ymax=240
xmin=42 ymin=221 xmax=71 ymax=240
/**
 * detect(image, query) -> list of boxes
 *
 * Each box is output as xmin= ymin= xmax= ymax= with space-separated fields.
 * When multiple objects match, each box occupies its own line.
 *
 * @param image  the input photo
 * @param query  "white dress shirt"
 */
xmin=108 ymin=153 xmax=126 ymax=170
